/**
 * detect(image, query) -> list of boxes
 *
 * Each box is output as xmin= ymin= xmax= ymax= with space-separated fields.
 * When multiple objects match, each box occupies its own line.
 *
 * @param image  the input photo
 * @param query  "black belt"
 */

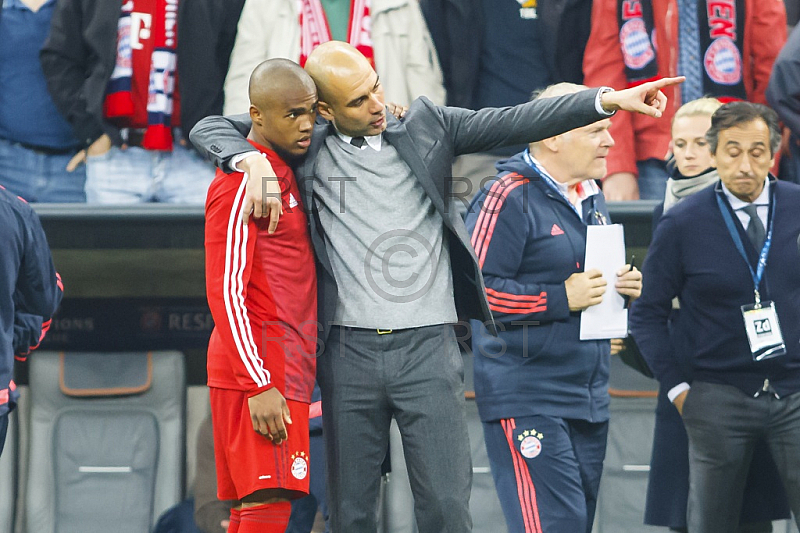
xmin=121 ymin=127 xmax=185 ymax=148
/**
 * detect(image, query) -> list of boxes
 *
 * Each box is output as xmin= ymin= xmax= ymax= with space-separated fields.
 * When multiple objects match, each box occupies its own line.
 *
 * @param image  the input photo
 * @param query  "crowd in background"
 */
xmin=3 ymin=0 xmax=800 ymax=205
xmin=4 ymin=1 xmax=800 ymax=533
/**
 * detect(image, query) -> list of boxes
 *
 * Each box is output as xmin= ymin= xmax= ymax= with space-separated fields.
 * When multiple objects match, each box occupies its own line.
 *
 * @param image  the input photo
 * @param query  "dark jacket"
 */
xmin=630 ymin=179 xmax=800 ymax=397
xmin=189 ymin=89 xmax=608 ymax=343
xmin=420 ymin=0 xmax=592 ymax=108
xmin=639 ymin=176 xmax=791 ymax=527
xmin=768 ymin=24 xmax=800 ymax=140
xmin=0 ymin=187 xmax=62 ymax=416
xmin=465 ymin=151 xmax=612 ymax=423
xmin=39 ymin=0 xmax=244 ymax=148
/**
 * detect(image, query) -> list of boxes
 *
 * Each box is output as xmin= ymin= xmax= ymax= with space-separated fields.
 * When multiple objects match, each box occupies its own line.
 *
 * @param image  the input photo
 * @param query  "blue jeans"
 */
xmin=637 ymin=158 xmax=669 ymax=200
xmin=0 ymin=137 xmax=86 ymax=202
xmin=85 ymin=144 xmax=215 ymax=204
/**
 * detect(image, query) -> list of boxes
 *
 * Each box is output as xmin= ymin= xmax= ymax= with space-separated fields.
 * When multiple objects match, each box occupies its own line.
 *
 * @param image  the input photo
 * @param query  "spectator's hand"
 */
xmin=239 ymin=154 xmax=282 ymax=230
xmin=616 ymin=265 xmax=642 ymax=302
xmin=66 ymin=133 xmax=113 ymax=172
xmin=610 ymin=338 xmax=625 ymax=356
xmin=248 ymin=388 xmax=292 ymax=444
xmin=600 ymin=77 xmax=685 ymax=118
xmin=673 ymin=389 xmax=689 ymax=415
xmin=603 ymin=172 xmax=639 ymax=201
xmin=221 ymin=519 xmax=230 ymax=530
xmin=565 ymin=269 xmax=607 ymax=311
xmin=386 ymin=102 xmax=409 ymax=120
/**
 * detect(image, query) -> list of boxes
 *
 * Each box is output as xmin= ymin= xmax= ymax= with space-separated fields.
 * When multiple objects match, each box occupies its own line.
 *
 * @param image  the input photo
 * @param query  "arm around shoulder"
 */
xmin=189 ymin=114 xmax=255 ymax=172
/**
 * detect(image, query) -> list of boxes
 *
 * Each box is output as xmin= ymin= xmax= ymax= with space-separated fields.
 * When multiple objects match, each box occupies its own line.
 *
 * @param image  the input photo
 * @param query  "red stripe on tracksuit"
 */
xmin=471 ymin=175 xmax=549 ymax=316
xmin=486 ymin=288 xmax=547 ymax=314
xmin=470 ymin=174 xmax=529 ymax=268
xmin=502 ymin=418 xmax=542 ymax=533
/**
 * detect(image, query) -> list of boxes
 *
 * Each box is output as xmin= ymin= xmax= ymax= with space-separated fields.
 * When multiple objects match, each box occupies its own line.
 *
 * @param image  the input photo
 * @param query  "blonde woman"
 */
xmin=661 ymin=98 xmax=721 ymax=213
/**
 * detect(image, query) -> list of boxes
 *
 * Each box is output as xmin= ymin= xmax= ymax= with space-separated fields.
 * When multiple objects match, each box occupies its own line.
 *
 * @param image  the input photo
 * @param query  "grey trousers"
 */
xmin=682 ymin=381 xmax=800 ymax=533
xmin=317 ymin=325 xmax=473 ymax=533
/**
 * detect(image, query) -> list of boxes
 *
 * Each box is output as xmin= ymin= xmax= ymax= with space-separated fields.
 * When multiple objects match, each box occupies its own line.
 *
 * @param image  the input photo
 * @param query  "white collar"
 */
xmin=335 ymin=129 xmax=383 ymax=151
xmin=527 ymin=154 xmax=601 ymax=200
xmin=721 ymin=177 xmax=770 ymax=210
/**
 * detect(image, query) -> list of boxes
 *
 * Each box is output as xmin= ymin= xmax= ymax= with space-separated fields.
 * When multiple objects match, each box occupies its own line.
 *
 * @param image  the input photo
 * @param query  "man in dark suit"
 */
xmin=631 ymin=102 xmax=800 ymax=532
xmin=190 ymin=41 xmax=680 ymax=533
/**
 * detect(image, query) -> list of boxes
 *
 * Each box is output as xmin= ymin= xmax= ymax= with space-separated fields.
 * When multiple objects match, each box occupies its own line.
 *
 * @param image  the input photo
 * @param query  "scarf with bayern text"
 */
xmin=617 ymin=0 xmax=746 ymax=100
xmin=104 ymin=0 xmax=179 ymax=150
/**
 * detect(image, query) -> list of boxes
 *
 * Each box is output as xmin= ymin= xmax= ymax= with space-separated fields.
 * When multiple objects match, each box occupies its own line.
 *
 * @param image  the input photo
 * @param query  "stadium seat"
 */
xmin=26 ymin=351 xmax=185 ymax=533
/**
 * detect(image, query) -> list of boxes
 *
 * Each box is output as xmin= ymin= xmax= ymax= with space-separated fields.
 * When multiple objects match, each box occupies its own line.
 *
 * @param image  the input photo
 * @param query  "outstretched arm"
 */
xmin=442 ymin=78 xmax=682 ymax=156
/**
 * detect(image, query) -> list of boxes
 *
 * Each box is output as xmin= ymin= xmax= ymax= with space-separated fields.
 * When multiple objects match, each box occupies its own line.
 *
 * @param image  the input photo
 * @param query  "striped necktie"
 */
xmin=678 ymin=0 xmax=703 ymax=103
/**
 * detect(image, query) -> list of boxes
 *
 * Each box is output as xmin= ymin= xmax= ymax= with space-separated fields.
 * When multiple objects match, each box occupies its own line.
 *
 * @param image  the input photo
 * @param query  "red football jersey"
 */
xmin=204 ymin=141 xmax=317 ymax=402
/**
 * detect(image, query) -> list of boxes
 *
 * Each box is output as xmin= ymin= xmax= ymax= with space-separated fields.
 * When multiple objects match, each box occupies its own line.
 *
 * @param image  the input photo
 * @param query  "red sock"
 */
xmin=238 ymin=501 xmax=291 ymax=533
xmin=227 ymin=507 xmax=241 ymax=533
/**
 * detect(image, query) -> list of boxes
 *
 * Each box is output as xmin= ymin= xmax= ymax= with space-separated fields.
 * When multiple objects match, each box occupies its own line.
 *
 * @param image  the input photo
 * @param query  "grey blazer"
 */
xmin=190 ymin=89 xmax=607 ymax=341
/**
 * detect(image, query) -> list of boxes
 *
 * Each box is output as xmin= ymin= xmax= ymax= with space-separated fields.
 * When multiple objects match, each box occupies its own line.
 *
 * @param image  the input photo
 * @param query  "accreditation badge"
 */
xmin=741 ymin=301 xmax=786 ymax=361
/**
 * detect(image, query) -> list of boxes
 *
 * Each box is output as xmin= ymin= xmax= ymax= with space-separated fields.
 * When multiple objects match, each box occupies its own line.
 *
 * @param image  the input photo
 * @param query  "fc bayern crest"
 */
xmin=291 ymin=455 xmax=308 ymax=480
xmin=519 ymin=435 xmax=542 ymax=459
xmin=704 ymin=37 xmax=742 ymax=85
xmin=620 ymin=19 xmax=655 ymax=70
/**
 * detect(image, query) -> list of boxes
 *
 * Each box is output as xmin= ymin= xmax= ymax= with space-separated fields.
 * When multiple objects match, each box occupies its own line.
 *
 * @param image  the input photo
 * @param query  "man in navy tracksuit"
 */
xmin=0 ymin=184 xmax=62 ymax=455
xmin=465 ymin=83 xmax=642 ymax=533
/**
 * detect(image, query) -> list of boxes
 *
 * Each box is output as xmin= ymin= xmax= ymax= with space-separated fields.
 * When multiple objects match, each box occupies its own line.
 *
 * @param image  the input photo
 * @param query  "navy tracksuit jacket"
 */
xmin=466 ymin=150 xmax=612 ymax=424
xmin=0 ymin=185 xmax=62 ymax=415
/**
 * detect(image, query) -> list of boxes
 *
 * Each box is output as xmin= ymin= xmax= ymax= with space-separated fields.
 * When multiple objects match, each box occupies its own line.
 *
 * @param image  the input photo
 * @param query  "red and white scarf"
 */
xmin=104 ymin=0 xmax=180 ymax=151
xmin=298 ymin=0 xmax=375 ymax=68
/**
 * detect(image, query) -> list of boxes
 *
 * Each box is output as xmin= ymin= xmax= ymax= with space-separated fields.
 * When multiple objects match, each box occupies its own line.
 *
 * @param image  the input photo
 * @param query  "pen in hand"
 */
xmin=622 ymin=255 xmax=636 ymax=309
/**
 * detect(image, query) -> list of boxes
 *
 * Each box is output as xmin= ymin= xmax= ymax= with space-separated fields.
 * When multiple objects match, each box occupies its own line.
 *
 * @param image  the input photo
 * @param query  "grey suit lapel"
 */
xmin=382 ymin=118 xmax=454 ymax=232
xmin=297 ymin=121 xmax=336 ymax=279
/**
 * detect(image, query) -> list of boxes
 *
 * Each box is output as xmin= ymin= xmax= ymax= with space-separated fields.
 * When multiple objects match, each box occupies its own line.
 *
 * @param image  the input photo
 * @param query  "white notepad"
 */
xmin=580 ymin=224 xmax=628 ymax=340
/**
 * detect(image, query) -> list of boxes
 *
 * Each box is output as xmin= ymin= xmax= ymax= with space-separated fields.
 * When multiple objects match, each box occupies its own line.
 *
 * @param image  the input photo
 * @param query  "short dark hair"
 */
xmin=705 ymin=101 xmax=781 ymax=156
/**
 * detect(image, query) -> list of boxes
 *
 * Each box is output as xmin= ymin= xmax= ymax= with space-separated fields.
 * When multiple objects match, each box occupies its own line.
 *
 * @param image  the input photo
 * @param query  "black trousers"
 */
xmin=683 ymin=381 xmax=800 ymax=532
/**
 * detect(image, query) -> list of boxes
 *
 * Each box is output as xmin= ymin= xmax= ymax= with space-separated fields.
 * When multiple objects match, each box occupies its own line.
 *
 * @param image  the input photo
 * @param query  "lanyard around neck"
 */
xmin=714 ymin=190 xmax=774 ymax=306
xmin=523 ymin=150 xmax=582 ymax=218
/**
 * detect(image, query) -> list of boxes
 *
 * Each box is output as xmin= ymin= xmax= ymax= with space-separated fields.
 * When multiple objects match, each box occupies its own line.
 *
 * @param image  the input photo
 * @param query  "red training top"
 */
xmin=204 ymin=141 xmax=317 ymax=402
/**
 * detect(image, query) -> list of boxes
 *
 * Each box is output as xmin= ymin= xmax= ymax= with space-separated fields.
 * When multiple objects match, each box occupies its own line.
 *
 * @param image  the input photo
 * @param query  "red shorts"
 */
xmin=209 ymin=387 xmax=310 ymax=501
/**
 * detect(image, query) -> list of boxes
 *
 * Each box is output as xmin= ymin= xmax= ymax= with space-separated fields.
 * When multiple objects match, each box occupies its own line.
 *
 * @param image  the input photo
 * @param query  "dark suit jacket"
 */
xmin=190 ymin=89 xmax=607 ymax=341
